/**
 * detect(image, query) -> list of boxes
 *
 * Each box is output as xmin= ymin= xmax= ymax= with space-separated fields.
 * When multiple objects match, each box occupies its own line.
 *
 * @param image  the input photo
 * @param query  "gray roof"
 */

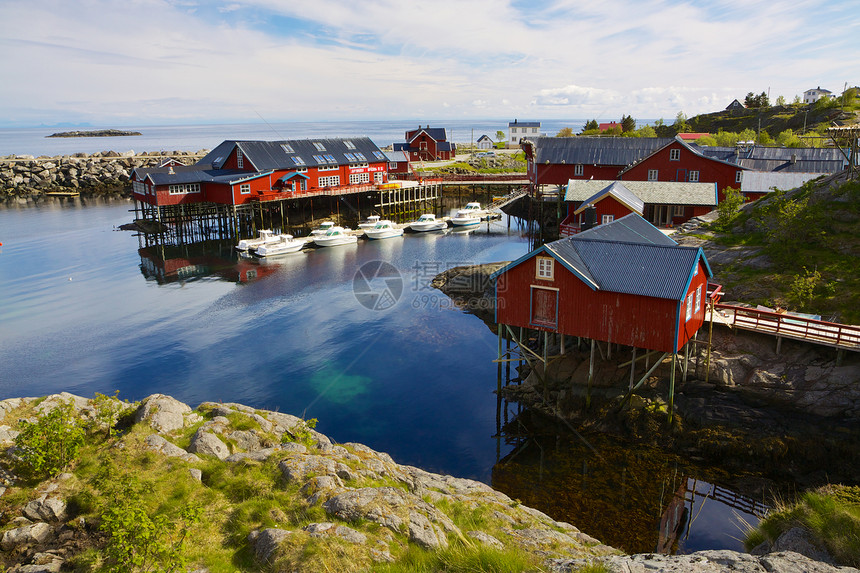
xmin=740 ymin=171 xmax=824 ymax=193
xmin=198 ymin=137 xmax=386 ymax=171
xmin=509 ymin=121 xmax=540 ymax=128
xmin=572 ymin=212 xmax=677 ymax=246
xmin=406 ymin=127 xmax=448 ymax=142
xmin=694 ymin=145 xmax=846 ymax=173
xmin=566 ymin=179 xmax=717 ymax=206
xmin=384 ymin=150 xmax=409 ymax=162
xmin=140 ymin=167 xmax=252 ymax=186
xmin=492 ymin=214 xmax=709 ymax=301
xmin=574 ymin=181 xmax=645 ymax=215
xmin=531 ymin=136 xmax=674 ymax=167
xmin=543 ymin=214 xmax=708 ymax=300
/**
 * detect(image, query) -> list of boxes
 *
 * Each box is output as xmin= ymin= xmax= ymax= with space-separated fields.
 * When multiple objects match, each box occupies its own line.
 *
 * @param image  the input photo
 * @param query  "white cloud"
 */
xmin=0 ymin=0 xmax=856 ymax=125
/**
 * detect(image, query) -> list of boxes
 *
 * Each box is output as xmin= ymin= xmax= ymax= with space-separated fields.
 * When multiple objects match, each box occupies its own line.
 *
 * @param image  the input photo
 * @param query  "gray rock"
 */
xmin=227 ymin=430 xmax=261 ymax=452
xmin=279 ymin=455 xmax=337 ymax=483
xmin=467 ymin=530 xmax=505 ymax=549
xmin=248 ymin=528 xmax=291 ymax=563
xmin=224 ymin=448 xmax=282 ymax=463
xmin=22 ymin=496 xmax=67 ymax=522
xmin=188 ymin=430 xmax=230 ymax=460
xmin=772 ymin=527 xmax=834 ymax=564
xmin=189 ymin=468 xmax=202 ymax=482
xmin=1 ymin=522 xmax=53 ymax=551
xmin=144 ymin=434 xmax=200 ymax=463
xmin=0 ymin=425 xmax=20 ymax=444
xmin=135 ymin=394 xmax=192 ymax=433
xmin=304 ymin=522 xmax=367 ymax=544
xmin=408 ymin=510 xmax=449 ymax=549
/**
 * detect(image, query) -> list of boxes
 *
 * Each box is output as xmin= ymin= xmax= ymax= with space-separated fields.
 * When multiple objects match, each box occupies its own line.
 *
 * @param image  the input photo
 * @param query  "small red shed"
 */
xmin=492 ymin=213 xmax=712 ymax=354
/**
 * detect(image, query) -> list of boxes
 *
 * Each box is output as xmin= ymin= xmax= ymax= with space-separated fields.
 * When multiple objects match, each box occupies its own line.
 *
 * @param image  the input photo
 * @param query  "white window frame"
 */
xmin=319 ymin=175 xmax=340 ymax=187
xmin=574 ymin=164 xmax=584 ymax=176
xmin=313 ymin=142 xmax=326 ymax=151
xmin=685 ymin=293 xmax=694 ymax=321
xmin=669 ymin=148 xmax=681 ymax=161
xmin=695 ymin=285 xmax=702 ymax=314
xmin=536 ymin=257 xmax=554 ymax=280
xmin=736 ymin=171 xmax=743 ymax=183
xmin=236 ymin=149 xmax=244 ymax=169
xmin=689 ymin=170 xmax=700 ymax=182
xmin=374 ymin=172 xmax=383 ymax=183
xmin=673 ymin=205 xmax=685 ymax=216
xmin=648 ymin=169 xmax=658 ymax=181
xmin=168 ymin=183 xmax=201 ymax=195
xmin=239 ymin=183 xmax=251 ymax=194
xmin=344 ymin=140 xmax=356 ymax=149
xmin=601 ymin=214 xmax=614 ymax=225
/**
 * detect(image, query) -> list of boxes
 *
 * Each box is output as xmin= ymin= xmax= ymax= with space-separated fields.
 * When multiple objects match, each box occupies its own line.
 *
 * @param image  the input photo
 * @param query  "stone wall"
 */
xmin=0 ymin=150 xmax=206 ymax=199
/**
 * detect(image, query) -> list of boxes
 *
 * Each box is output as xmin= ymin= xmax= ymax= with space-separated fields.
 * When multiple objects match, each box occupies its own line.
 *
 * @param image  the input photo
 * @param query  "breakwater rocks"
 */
xmin=0 ymin=150 xmax=206 ymax=200
xmin=46 ymin=130 xmax=142 ymax=138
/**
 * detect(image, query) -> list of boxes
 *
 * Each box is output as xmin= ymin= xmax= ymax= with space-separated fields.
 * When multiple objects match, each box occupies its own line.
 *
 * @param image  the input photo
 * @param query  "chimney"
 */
xmin=791 ymin=154 xmax=797 ymax=164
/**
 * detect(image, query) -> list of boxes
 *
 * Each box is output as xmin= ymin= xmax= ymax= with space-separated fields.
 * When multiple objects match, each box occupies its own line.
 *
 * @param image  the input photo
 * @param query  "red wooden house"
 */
xmin=394 ymin=126 xmax=456 ymax=161
xmin=131 ymin=137 xmax=390 ymax=207
xmin=620 ymin=138 xmax=743 ymax=202
xmin=492 ymin=213 xmax=712 ymax=354
xmin=560 ymin=180 xmax=718 ymax=234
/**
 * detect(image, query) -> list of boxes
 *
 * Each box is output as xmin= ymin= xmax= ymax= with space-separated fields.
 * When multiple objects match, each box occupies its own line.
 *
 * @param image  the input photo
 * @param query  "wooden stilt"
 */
xmin=705 ymin=299 xmax=715 ymax=385
xmin=669 ymin=352 xmax=677 ymax=423
xmin=629 ymin=347 xmax=637 ymax=389
xmin=682 ymin=341 xmax=690 ymax=383
xmin=587 ymin=339 xmax=595 ymax=408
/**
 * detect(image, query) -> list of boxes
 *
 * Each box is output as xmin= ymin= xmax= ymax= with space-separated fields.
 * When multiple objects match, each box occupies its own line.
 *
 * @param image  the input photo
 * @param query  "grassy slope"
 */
xmin=696 ymin=175 xmax=860 ymax=324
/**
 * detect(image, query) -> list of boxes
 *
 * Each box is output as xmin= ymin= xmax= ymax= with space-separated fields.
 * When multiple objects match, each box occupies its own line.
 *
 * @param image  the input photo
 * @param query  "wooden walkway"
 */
xmin=711 ymin=303 xmax=860 ymax=352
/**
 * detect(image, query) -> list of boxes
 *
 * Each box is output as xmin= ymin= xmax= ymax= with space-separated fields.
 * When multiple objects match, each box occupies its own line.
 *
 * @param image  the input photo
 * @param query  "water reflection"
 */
xmin=491 ymin=412 xmax=768 ymax=555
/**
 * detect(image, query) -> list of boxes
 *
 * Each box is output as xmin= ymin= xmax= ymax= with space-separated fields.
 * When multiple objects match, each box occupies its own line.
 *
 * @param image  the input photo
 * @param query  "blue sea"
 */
xmin=0 ymin=119 xmax=593 ymax=157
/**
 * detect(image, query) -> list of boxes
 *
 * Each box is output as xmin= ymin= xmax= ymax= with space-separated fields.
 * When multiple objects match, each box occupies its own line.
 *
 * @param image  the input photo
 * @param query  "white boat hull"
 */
xmin=365 ymin=228 xmax=404 ymax=240
xmin=410 ymin=220 xmax=448 ymax=232
xmin=255 ymin=239 xmax=304 ymax=256
xmin=451 ymin=216 xmax=481 ymax=226
xmin=236 ymin=230 xmax=279 ymax=251
xmin=313 ymin=235 xmax=358 ymax=247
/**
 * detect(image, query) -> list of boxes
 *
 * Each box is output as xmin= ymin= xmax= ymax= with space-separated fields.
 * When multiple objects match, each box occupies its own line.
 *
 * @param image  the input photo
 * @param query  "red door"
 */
xmin=531 ymin=287 xmax=558 ymax=328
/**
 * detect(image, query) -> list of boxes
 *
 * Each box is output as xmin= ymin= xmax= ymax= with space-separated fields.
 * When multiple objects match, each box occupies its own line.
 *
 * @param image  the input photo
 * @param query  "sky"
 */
xmin=1 ymin=0 xmax=858 ymax=128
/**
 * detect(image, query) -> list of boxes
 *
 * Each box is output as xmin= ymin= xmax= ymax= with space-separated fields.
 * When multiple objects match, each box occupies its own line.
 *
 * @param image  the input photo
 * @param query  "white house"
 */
xmin=476 ymin=135 xmax=494 ymax=150
xmin=509 ymin=120 xmax=541 ymax=145
xmin=804 ymin=87 xmax=832 ymax=104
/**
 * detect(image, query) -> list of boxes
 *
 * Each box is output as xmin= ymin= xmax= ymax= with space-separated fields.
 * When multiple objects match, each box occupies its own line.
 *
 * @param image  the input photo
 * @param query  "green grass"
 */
xmin=372 ymin=540 xmax=543 ymax=573
xmin=744 ymin=485 xmax=860 ymax=567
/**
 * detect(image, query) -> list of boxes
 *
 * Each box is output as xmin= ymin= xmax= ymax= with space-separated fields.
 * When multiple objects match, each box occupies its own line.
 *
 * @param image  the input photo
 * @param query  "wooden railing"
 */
xmin=714 ymin=303 xmax=860 ymax=351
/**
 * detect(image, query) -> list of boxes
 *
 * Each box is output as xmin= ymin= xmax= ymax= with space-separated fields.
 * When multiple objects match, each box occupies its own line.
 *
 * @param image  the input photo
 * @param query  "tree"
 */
xmin=556 ymin=127 xmax=575 ymax=137
xmin=495 ymin=130 xmax=505 ymax=143
xmin=653 ymin=118 xmax=674 ymax=138
xmin=744 ymin=91 xmax=770 ymax=108
xmin=673 ymin=111 xmax=690 ymax=133
xmin=621 ymin=114 xmax=636 ymax=133
xmin=775 ymin=95 xmax=787 ymax=106
xmin=582 ymin=119 xmax=598 ymax=133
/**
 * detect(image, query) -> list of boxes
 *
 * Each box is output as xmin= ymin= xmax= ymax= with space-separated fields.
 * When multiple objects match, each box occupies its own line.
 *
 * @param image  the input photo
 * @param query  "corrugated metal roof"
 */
xmin=492 ymin=214 xmax=709 ymax=301
xmin=197 ymin=138 xmax=384 ymax=171
xmin=384 ymin=150 xmax=409 ymax=162
xmin=566 ymin=213 xmax=677 ymax=245
xmin=740 ymin=171 xmax=824 ymax=193
xmin=533 ymin=136 xmax=673 ymax=166
xmin=509 ymin=121 xmax=541 ymax=128
xmin=695 ymin=145 xmax=846 ymax=174
xmin=566 ymin=179 xmax=717 ymax=206
xmin=406 ymin=127 xmax=448 ymax=142
xmin=574 ymin=181 xmax=645 ymax=215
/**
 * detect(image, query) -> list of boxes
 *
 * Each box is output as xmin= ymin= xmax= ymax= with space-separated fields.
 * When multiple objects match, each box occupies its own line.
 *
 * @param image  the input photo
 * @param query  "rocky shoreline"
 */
xmin=45 ymin=130 xmax=142 ymax=138
xmin=0 ymin=150 xmax=206 ymax=201
xmin=1 ymin=392 xmax=854 ymax=572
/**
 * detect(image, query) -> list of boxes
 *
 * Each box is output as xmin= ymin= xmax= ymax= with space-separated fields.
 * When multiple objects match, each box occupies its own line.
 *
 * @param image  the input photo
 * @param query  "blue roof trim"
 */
xmin=279 ymin=172 xmax=309 ymax=181
xmin=488 ymin=245 xmax=599 ymax=291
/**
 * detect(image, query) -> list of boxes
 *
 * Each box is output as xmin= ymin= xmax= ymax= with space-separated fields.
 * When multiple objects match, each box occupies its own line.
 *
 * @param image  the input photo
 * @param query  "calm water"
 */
xmin=0 ymin=200 xmax=763 ymax=554
xmin=0 ymin=119 xmax=593 ymax=157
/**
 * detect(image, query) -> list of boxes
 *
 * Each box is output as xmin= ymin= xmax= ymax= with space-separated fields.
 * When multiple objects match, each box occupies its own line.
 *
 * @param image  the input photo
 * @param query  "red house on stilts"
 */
xmin=491 ymin=213 xmax=714 ymax=418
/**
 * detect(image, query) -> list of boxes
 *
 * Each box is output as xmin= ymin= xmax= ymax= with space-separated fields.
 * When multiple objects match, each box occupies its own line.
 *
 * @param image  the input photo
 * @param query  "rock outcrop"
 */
xmin=0 ymin=392 xmax=854 ymax=572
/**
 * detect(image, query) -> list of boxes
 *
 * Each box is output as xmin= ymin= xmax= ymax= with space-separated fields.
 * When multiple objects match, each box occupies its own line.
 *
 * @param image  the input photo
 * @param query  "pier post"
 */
xmin=682 ymin=342 xmax=690 ymax=383
xmin=587 ymin=338 xmax=595 ymax=408
xmin=705 ymin=299 xmax=715 ymax=385
xmin=629 ymin=347 xmax=637 ymax=389
xmin=668 ymin=352 xmax=677 ymax=423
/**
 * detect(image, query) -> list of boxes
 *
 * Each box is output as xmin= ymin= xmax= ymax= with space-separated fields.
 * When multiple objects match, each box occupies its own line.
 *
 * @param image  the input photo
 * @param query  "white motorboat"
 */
xmin=451 ymin=210 xmax=481 ymax=226
xmin=364 ymin=220 xmax=404 ymax=240
xmin=254 ymin=234 xmax=304 ymax=257
xmin=408 ymin=214 xmax=448 ymax=232
xmin=310 ymin=221 xmax=336 ymax=236
xmin=236 ymin=229 xmax=280 ymax=251
xmin=312 ymin=226 xmax=358 ymax=247
xmin=461 ymin=202 xmax=488 ymax=218
xmin=357 ymin=215 xmax=382 ymax=230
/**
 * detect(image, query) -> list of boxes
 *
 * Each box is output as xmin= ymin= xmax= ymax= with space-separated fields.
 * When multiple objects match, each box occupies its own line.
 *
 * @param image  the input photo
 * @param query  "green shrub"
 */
xmin=14 ymin=399 xmax=86 ymax=479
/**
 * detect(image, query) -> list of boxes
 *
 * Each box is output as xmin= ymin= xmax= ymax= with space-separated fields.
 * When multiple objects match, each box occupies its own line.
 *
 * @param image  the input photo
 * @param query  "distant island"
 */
xmin=46 ymin=129 xmax=142 ymax=138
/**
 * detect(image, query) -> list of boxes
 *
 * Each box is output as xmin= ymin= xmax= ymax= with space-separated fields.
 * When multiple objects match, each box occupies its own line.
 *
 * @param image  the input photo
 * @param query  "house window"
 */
xmin=350 ymin=172 xmax=370 ymax=184
xmin=240 ymin=183 xmax=250 ymax=194
xmin=344 ymin=153 xmax=356 ymax=162
xmin=281 ymin=143 xmax=294 ymax=153
xmin=685 ymin=292 xmax=694 ymax=321
xmin=669 ymin=149 xmax=681 ymax=161
xmin=389 ymin=162 xmax=398 ymax=169
xmin=532 ymin=128 xmax=538 ymax=133
xmin=373 ymin=151 xmax=386 ymax=160
xmin=168 ymin=183 xmax=201 ymax=195
xmin=236 ymin=150 xmax=244 ymax=169
xmin=674 ymin=205 xmax=685 ymax=217
xmin=574 ymin=164 xmax=584 ymax=176
xmin=374 ymin=172 xmax=383 ymax=183
xmin=313 ymin=142 xmax=326 ymax=151
xmin=530 ymin=286 xmax=558 ymax=328
xmin=695 ymin=285 xmax=702 ymax=314
xmin=536 ymin=257 xmax=554 ymax=280
xmin=344 ymin=140 xmax=356 ymax=149
xmin=420 ymin=141 xmax=427 ymax=150
xmin=354 ymin=152 xmax=367 ymax=161
xmin=318 ymin=164 xmax=338 ymax=171
xmin=736 ymin=171 xmax=743 ymax=183
xmin=511 ymin=127 xmax=517 ymax=134
xmin=689 ymin=170 xmax=700 ymax=182
xmin=319 ymin=175 xmax=340 ymax=187
xmin=601 ymin=214 xmax=614 ymax=225
xmin=292 ymin=156 xmax=306 ymax=166
xmin=648 ymin=169 xmax=658 ymax=181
